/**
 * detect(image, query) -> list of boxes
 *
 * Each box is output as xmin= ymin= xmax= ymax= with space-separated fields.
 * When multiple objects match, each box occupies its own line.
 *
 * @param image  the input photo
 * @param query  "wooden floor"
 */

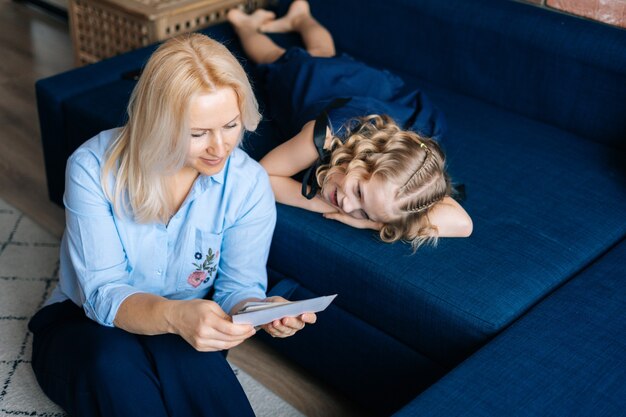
xmin=0 ymin=2 xmax=362 ymax=416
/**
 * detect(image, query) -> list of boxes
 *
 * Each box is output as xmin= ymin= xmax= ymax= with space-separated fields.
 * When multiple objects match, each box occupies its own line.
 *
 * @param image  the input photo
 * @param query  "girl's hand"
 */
xmin=261 ymin=296 xmax=317 ymax=338
xmin=170 ymin=299 xmax=256 ymax=351
xmin=323 ymin=211 xmax=383 ymax=230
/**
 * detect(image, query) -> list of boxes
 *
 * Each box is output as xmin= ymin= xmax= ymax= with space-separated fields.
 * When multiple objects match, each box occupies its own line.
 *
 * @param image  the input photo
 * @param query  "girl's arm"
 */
xmin=260 ymin=120 xmax=336 ymax=213
xmin=323 ymin=197 xmax=473 ymax=235
xmin=260 ymin=122 xmax=473 ymax=237
xmin=427 ymin=197 xmax=473 ymax=237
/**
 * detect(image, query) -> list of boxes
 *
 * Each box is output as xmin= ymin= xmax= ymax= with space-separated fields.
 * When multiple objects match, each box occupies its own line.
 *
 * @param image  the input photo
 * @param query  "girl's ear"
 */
xmin=404 ymin=213 xmax=439 ymax=250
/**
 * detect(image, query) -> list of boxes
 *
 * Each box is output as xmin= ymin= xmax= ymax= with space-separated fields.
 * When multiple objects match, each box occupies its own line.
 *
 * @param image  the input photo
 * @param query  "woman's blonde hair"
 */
xmin=317 ymin=115 xmax=451 ymax=250
xmin=102 ymin=33 xmax=261 ymax=223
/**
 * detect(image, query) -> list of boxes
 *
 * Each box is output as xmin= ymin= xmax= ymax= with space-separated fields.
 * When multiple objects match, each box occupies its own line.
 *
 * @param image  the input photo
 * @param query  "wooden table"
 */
xmin=68 ymin=0 xmax=267 ymax=65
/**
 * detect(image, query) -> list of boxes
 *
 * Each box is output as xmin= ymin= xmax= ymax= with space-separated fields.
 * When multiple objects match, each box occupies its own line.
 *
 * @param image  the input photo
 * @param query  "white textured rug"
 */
xmin=0 ymin=198 xmax=303 ymax=417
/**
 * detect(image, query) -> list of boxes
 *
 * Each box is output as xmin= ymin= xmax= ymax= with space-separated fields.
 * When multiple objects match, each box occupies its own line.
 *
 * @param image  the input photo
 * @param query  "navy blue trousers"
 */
xmin=28 ymin=300 xmax=255 ymax=417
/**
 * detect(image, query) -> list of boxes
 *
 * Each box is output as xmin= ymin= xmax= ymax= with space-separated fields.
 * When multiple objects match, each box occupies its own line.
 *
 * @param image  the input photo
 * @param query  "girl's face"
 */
xmin=321 ymin=168 xmax=399 ymax=222
xmin=185 ymin=88 xmax=242 ymax=177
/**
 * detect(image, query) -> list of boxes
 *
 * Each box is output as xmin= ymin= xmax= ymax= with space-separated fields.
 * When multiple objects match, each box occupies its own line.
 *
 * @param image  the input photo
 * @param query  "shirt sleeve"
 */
xmin=212 ymin=169 xmax=277 ymax=315
xmin=63 ymin=149 xmax=142 ymax=326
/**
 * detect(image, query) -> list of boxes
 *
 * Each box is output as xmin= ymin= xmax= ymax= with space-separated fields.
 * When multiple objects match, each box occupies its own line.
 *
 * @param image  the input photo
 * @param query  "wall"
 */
xmin=519 ymin=0 xmax=626 ymax=28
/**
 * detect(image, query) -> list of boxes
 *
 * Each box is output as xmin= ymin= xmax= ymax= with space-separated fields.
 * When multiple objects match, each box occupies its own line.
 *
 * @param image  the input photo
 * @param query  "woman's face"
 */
xmin=321 ymin=168 xmax=399 ymax=222
xmin=185 ymin=87 xmax=242 ymax=177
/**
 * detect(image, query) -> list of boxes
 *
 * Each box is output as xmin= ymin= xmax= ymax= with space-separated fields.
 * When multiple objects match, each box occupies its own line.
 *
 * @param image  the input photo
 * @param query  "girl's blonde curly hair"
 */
xmin=316 ymin=114 xmax=451 ymax=249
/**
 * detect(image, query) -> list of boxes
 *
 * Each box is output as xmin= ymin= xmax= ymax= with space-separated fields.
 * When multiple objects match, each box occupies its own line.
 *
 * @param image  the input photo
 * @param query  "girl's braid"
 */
xmin=398 ymin=142 xmax=431 ymax=196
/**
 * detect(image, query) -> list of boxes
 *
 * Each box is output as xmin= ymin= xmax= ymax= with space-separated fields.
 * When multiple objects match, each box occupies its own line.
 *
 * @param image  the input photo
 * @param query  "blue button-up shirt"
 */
xmin=46 ymin=128 xmax=276 ymax=327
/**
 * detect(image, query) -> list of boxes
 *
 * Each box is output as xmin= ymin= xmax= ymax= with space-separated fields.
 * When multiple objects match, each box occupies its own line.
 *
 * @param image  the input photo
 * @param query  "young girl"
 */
xmin=228 ymin=1 xmax=472 ymax=248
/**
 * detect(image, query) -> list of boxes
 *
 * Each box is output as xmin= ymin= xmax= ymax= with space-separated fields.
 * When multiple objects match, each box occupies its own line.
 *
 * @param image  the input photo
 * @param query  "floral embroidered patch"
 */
xmin=187 ymin=248 xmax=218 ymax=288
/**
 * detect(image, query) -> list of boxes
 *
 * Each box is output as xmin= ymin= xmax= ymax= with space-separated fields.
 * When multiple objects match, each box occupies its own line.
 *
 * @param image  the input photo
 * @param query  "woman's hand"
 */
xmin=260 ymin=296 xmax=317 ymax=338
xmin=323 ymin=211 xmax=383 ymax=230
xmin=169 ymin=299 xmax=256 ymax=352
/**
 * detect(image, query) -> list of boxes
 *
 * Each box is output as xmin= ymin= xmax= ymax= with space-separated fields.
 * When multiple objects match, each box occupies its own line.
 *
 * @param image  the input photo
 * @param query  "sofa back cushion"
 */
xmin=308 ymin=0 xmax=626 ymax=148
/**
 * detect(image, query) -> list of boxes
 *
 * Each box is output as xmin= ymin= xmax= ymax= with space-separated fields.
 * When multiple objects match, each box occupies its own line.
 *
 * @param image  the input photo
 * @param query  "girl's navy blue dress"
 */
xmin=259 ymin=47 xmax=447 ymax=142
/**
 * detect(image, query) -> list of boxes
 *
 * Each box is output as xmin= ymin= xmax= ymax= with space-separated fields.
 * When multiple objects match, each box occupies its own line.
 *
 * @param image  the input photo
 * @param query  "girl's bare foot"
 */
xmin=227 ymin=8 xmax=276 ymax=31
xmin=259 ymin=0 xmax=311 ymax=33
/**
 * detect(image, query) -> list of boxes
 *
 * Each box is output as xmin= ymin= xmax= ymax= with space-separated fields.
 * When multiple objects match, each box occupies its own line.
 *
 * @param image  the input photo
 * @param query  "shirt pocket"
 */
xmin=177 ymin=228 xmax=223 ymax=292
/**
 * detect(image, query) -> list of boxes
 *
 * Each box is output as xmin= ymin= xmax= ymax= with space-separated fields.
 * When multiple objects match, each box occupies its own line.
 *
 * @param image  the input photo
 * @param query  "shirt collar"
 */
xmin=197 ymin=156 xmax=228 ymax=191
xmin=207 ymin=166 xmax=225 ymax=185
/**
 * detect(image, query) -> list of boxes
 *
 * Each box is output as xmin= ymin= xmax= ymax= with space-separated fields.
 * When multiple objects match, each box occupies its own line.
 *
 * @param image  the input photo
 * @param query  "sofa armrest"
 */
xmin=393 ymin=238 xmax=626 ymax=416
xmin=37 ymin=46 xmax=158 ymax=205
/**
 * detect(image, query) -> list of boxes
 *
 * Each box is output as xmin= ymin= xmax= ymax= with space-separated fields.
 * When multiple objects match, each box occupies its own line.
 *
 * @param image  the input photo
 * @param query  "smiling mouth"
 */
xmin=330 ymin=188 xmax=339 ymax=208
xmin=201 ymin=157 xmax=223 ymax=166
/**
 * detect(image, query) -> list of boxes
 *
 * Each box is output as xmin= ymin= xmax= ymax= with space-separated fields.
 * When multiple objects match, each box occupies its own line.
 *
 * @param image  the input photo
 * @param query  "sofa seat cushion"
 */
xmin=393 ymin=238 xmax=626 ymax=416
xmin=268 ymin=75 xmax=626 ymax=366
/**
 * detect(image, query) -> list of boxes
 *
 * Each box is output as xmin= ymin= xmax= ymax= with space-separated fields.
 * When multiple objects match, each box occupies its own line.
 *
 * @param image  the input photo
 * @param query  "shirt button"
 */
xmin=157 ymin=268 xmax=162 ymax=275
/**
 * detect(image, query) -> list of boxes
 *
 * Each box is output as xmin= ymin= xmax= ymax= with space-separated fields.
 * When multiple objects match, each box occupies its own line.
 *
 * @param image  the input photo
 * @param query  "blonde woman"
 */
xmin=229 ymin=1 xmax=472 ymax=248
xmin=28 ymin=34 xmax=314 ymax=417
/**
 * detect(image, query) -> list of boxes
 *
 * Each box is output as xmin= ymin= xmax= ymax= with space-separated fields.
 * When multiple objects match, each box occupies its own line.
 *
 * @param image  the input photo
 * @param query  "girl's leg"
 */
xmin=227 ymin=8 xmax=286 ymax=64
xmin=28 ymin=301 xmax=168 ymax=417
xmin=260 ymin=0 xmax=335 ymax=57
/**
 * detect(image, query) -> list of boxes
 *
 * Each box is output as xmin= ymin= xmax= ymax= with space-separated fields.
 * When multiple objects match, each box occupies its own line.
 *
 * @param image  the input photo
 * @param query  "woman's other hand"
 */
xmin=169 ymin=299 xmax=256 ymax=351
xmin=261 ymin=296 xmax=317 ymax=338
xmin=323 ymin=211 xmax=383 ymax=230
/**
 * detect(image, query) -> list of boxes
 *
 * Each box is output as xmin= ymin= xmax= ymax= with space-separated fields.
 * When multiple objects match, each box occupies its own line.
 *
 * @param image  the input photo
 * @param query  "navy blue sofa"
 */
xmin=36 ymin=0 xmax=626 ymax=415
